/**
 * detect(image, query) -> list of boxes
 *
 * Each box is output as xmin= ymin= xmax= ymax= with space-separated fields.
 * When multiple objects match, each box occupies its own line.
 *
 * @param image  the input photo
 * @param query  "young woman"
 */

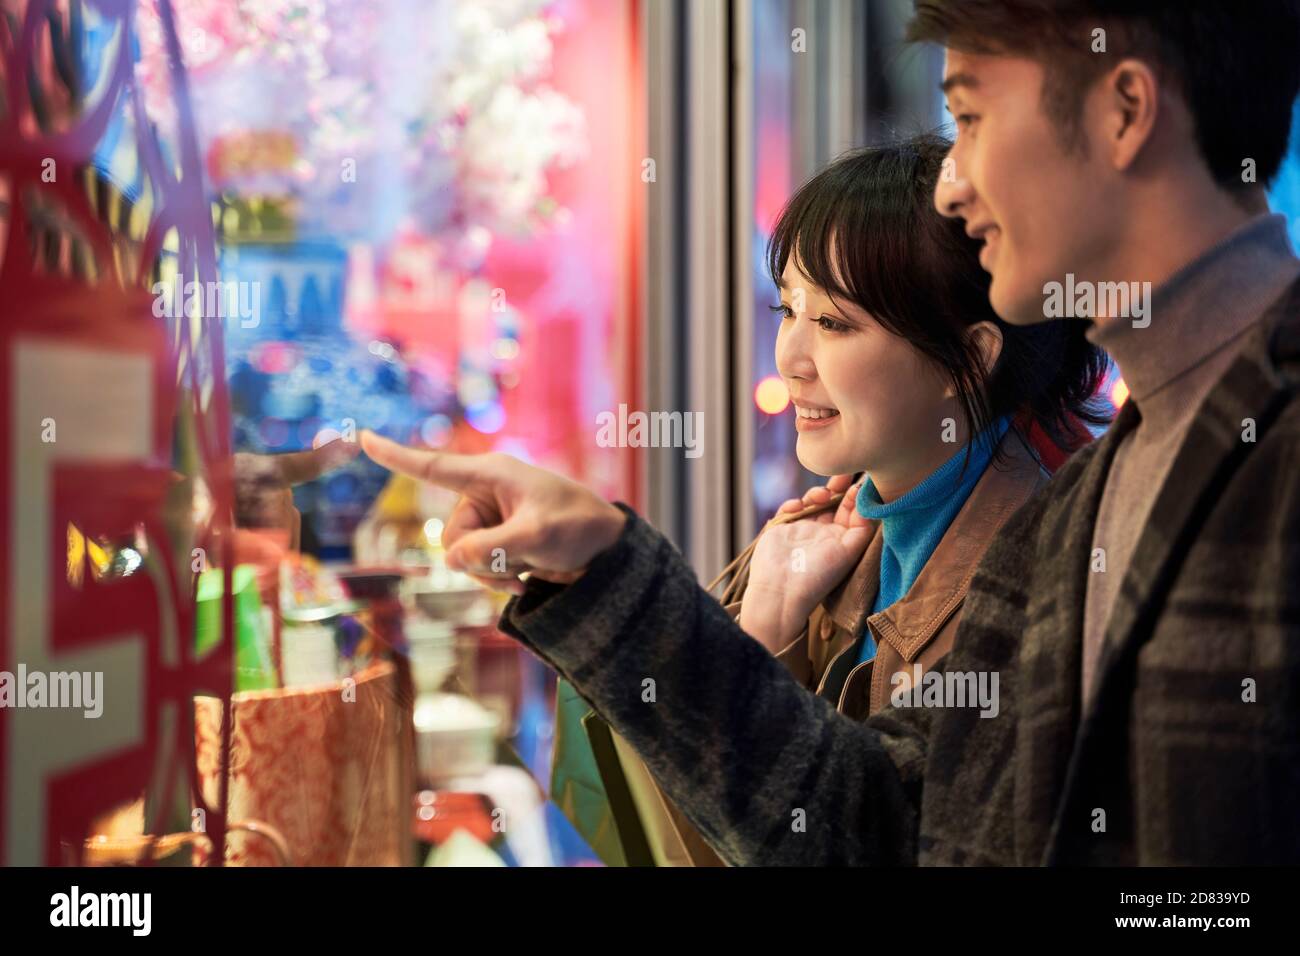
xmin=727 ymin=132 xmax=1109 ymax=716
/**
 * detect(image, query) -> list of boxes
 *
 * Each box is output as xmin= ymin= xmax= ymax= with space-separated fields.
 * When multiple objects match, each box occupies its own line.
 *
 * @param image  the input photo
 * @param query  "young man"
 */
xmin=363 ymin=1 xmax=1300 ymax=865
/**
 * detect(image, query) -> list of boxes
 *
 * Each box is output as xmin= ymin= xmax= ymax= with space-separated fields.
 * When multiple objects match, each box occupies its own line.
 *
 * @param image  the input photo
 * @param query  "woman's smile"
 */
xmin=793 ymin=401 xmax=841 ymax=431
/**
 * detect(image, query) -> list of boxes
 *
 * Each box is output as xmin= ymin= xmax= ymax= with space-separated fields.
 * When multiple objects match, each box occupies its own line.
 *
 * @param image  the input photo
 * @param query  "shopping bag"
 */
xmin=552 ymin=682 xmax=723 ymax=867
xmin=194 ymin=660 xmax=408 ymax=866
xmin=549 ymin=678 xmax=628 ymax=866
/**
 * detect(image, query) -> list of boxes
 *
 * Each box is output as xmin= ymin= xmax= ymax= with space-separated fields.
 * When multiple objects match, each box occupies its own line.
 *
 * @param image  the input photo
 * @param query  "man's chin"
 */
xmin=990 ymin=275 xmax=1049 ymax=326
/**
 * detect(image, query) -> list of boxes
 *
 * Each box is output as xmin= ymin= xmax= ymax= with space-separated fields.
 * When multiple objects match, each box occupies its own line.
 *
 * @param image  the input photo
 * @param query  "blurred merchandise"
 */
xmin=222 ymin=240 xmax=443 ymax=559
xmin=456 ymin=625 xmax=526 ymax=738
xmin=280 ymin=621 xmax=339 ymax=688
xmin=194 ymin=566 xmax=279 ymax=692
xmin=424 ymin=828 xmax=506 ymax=868
xmin=413 ymin=790 xmax=496 ymax=848
xmin=280 ymin=551 xmax=351 ymax=614
xmin=403 ymin=566 xmax=494 ymax=626
xmin=138 ymin=0 xmax=584 ymax=242
xmin=3 ymin=0 xmax=635 ymax=867
xmin=453 ymin=764 xmax=554 ymax=867
xmin=336 ymin=567 xmax=405 ymax=602
xmin=413 ymin=692 xmax=501 ymax=787
xmin=194 ymin=661 xmax=408 ymax=866
xmin=278 ymin=553 xmax=389 ymax=685
xmin=406 ymin=615 xmax=457 ymax=695
xmin=198 ymin=0 xmax=595 ymax=564
xmin=337 ymin=565 xmax=408 ymax=653
xmin=355 ymin=473 xmax=445 ymax=565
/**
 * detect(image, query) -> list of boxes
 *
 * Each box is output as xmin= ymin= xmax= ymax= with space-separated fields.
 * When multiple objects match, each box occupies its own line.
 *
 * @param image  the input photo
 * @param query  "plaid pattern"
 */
xmin=501 ymin=279 xmax=1300 ymax=866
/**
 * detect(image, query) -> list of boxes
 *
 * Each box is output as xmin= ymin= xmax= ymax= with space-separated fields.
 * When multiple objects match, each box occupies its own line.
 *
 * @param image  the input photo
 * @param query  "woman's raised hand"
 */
xmin=775 ymin=472 xmax=862 ymax=524
xmin=738 ymin=475 xmax=870 ymax=653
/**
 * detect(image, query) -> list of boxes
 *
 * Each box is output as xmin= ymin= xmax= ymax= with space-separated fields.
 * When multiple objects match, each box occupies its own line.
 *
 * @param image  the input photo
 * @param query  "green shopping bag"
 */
xmin=550 ymin=678 xmax=646 ymax=867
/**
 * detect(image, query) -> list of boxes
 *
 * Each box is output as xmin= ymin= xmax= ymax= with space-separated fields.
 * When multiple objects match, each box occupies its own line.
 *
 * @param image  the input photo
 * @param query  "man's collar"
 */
xmin=1086 ymin=213 xmax=1299 ymax=404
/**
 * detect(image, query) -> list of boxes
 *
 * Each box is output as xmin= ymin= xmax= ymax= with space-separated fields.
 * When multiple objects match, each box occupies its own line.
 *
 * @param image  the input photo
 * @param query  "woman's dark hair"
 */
xmin=767 ymin=131 xmax=1112 ymax=467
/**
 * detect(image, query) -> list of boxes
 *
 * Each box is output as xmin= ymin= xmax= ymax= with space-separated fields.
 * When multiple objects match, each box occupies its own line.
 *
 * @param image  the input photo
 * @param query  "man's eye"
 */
xmin=816 ymin=316 xmax=850 ymax=333
xmin=955 ymin=113 xmax=978 ymax=129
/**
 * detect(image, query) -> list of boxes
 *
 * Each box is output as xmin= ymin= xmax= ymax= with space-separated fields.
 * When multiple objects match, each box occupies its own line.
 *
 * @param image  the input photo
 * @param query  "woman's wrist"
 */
xmin=738 ymin=582 xmax=812 ymax=652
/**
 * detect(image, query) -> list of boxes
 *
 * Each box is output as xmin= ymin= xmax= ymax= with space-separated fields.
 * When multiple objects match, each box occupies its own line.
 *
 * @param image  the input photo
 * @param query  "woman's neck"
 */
xmin=871 ymin=460 xmax=947 ymax=504
xmin=870 ymin=438 xmax=970 ymax=504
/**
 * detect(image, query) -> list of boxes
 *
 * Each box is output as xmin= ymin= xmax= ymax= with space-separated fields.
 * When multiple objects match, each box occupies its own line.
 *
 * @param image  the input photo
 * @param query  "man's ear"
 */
xmin=1100 ymin=58 xmax=1160 ymax=173
xmin=967 ymin=321 xmax=1004 ymax=380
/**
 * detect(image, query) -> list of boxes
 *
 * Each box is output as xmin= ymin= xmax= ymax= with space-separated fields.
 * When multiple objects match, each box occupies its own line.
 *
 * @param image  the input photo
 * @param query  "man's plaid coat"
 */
xmin=500 ymin=278 xmax=1300 ymax=866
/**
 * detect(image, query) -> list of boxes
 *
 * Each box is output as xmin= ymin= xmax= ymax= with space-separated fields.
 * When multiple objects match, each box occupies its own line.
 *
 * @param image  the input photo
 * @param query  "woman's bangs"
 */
xmin=770 ymin=183 xmax=874 ymax=312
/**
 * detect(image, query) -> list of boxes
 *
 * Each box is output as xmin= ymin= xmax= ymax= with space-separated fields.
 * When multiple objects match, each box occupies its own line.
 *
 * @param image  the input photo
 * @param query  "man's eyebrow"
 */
xmin=940 ymin=72 xmax=979 ymax=94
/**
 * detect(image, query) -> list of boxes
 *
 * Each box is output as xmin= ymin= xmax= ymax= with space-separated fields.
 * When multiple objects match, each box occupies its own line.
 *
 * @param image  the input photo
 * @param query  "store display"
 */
xmin=0 ymin=0 xmax=241 ymax=864
xmin=424 ymin=826 xmax=506 ymax=868
xmin=412 ymin=790 xmax=497 ymax=847
xmin=406 ymin=616 xmax=457 ymax=694
xmin=3 ymin=0 xmax=633 ymax=869
xmin=413 ymin=692 xmax=501 ymax=787
xmin=337 ymin=567 xmax=405 ymax=602
xmin=279 ymin=621 xmax=339 ymax=688
xmin=456 ymin=625 xmax=526 ymax=738
xmin=194 ymin=566 xmax=279 ymax=691
xmin=403 ymin=567 xmax=493 ymax=626
xmin=194 ymin=661 xmax=408 ymax=866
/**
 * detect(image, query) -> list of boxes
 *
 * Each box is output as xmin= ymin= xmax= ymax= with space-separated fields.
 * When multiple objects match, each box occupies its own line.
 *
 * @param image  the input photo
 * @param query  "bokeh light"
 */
xmin=754 ymin=375 xmax=790 ymax=415
xmin=466 ymin=401 xmax=505 ymax=434
xmin=313 ymin=426 xmax=343 ymax=447
xmin=1111 ymin=377 xmax=1129 ymax=408
xmin=419 ymin=414 xmax=453 ymax=447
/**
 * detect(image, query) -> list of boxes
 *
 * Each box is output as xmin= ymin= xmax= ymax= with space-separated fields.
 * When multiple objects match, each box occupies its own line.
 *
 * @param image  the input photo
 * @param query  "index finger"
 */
xmin=361 ymin=430 xmax=484 ymax=493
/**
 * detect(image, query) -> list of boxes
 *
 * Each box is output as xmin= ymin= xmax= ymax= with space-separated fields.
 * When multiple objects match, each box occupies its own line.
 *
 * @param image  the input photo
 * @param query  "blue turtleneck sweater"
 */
xmin=853 ymin=419 xmax=1010 ymax=663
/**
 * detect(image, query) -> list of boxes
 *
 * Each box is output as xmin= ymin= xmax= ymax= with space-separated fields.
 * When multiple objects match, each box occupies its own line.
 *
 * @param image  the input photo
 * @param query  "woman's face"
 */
xmin=775 ymin=257 xmax=966 ymax=499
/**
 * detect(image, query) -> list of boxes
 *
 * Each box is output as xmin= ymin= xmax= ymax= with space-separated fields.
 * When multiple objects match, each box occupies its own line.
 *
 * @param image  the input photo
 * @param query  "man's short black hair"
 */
xmin=909 ymin=0 xmax=1300 ymax=193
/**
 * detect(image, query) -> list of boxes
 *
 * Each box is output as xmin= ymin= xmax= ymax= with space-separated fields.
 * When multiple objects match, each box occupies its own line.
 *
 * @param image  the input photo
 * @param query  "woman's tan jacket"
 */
xmin=579 ymin=432 xmax=1049 ymax=865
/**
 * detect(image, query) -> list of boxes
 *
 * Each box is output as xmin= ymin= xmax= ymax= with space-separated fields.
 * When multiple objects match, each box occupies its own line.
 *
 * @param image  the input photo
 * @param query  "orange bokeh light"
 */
xmin=755 ymin=375 xmax=790 ymax=415
xmin=1111 ymin=377 xmax=1129 ymax=408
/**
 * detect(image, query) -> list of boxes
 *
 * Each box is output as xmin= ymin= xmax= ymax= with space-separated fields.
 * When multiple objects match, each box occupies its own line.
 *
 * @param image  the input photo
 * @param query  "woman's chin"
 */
xmin=794 ymin=444 xmax=856 ymax=479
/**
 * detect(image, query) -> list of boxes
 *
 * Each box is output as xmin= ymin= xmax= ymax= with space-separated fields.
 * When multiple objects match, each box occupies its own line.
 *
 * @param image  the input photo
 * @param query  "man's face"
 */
xmin=934 ymin=50 xmax=1119 ymax=325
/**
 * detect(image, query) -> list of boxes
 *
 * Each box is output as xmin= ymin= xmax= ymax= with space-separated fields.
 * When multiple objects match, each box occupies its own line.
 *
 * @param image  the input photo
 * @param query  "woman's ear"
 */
xmin=967 ymin=321 xmax=1004 ymax=380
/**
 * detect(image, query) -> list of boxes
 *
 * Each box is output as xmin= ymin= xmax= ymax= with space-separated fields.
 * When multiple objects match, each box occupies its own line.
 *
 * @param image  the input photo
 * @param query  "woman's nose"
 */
xmin=775 ymin=316 xmax=815 ymax=382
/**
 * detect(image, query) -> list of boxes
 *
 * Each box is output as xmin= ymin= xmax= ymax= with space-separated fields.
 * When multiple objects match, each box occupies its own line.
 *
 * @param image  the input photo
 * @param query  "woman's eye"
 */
xmin=955 ymin=114 xmax=978 ymax=130
xmin=769 ymin=303 xmax=795 ymax=320
xmin=816 ymin=316 xmax=850 ymax=333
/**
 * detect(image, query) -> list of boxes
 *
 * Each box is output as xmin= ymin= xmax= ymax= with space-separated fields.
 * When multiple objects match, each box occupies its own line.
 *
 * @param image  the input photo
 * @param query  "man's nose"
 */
xmin=933 ymin=156 xmax=975 ymax=220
